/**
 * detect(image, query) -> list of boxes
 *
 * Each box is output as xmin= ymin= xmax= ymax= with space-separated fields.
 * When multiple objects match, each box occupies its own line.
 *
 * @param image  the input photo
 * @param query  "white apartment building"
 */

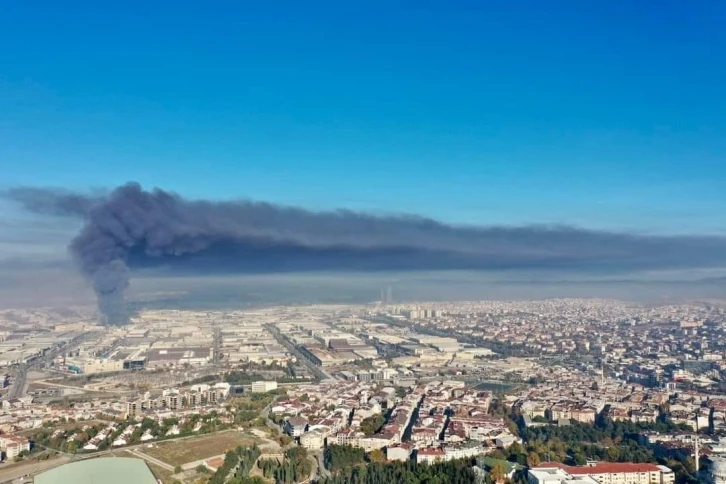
xmin=300 ymin=429 xmax=325 ymax=450
xmin=0 ymin=435 xmax=30 ymax=459
xmin=251 ymin=381 xmax=278 ymax=393
xmin=530 ymin=463 xmax=675 ymax=484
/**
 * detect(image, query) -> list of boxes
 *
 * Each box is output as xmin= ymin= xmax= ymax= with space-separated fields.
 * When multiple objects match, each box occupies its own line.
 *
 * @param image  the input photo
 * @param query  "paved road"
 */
xmin=128 ymin=448 xmax=175 ymax=472
xmin=6 ymin=366 xmax=28 ymax=400
xmin=264 ymin=324 xmax=335 ymax=381
xmin=181 ymin=452 xmax=225 ymax=471
xmin=262 ymin=395 xmax=283 ymax=431
xmin=31 ymin=380 xmax=124 ymax=395
xmin=4 ymin=332 xmax=96 ymax=402
xmin=0 ymin=455 xmax=73 ymax=484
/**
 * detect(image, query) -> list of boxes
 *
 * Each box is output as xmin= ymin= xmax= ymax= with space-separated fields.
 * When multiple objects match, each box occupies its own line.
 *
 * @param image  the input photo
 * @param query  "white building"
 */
xmin=300 ymin=429 xmax=325 ymax=450
xmin=0 ymin=435 xmax=30 ymax=459
xmin=417 ymin=448 xmax=444 ymax=464
xmin=251 ymin=381 xmax=278 ymax=393
xmin=112 ymin=437 xmax=127 ymax=447
xmin=442 ymin=443 xmax=484 ymax=461
xmin=386 ymin=444 xmax=412 ymax=462
xmin=529 ymin=463 xmax=675 ymax=484
xmin=285 ymin=417 xmax=308 ymax=437
xmin=708 ymin=456 xmax=726 ymax=484
xmin=528 ymin=467 xmax=599 ymax=484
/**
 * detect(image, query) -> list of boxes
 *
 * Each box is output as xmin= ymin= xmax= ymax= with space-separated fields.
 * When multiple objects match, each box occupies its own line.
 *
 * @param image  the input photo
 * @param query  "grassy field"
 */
xmin=144 ymin=432 xmax=261 ymax=467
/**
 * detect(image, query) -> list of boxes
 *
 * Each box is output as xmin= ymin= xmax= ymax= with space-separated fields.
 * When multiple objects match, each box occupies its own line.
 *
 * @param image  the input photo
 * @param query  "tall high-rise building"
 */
xmin=380 ymin=286 xmax=393 ymax=304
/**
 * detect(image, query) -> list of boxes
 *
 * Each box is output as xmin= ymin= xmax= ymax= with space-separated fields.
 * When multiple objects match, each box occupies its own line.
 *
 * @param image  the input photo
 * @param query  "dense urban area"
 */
xmin=1 ymin=297 xmax=726 ymax=483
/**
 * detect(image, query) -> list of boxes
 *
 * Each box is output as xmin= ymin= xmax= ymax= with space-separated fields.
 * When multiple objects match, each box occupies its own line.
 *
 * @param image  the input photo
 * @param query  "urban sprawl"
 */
xmin=1 ymin=299 xmax=726 ymax=483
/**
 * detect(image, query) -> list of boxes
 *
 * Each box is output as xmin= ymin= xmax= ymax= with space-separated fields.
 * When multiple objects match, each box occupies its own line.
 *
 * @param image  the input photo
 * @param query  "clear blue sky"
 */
xmin=1 ymin=1 xmax=725 ymax=234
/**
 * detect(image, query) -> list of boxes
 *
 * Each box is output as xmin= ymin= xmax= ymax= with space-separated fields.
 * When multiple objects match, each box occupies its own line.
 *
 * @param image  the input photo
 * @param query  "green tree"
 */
xmin=489 ymin=463 xmax=505 ymax=483
xmin=361 ymin=414 xmax=385 ymax=436
xmin=369 ymin=449 xmax=386 ymax=463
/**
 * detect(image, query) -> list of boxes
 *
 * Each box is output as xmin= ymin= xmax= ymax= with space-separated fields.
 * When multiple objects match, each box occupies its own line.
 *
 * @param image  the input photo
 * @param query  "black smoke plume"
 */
xmin=5 ymin=182 xmax=726 ymax=325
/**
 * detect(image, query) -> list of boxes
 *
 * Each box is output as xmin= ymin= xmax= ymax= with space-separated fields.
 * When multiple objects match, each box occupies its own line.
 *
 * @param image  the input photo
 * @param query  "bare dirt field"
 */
xmin=143 ymin=432 xmax=262 ymax=467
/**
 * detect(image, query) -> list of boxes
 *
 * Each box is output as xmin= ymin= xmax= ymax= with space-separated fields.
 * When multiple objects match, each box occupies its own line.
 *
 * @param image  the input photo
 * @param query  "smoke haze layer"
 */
xmin=5 ymin=182 xmax=726 ymax=324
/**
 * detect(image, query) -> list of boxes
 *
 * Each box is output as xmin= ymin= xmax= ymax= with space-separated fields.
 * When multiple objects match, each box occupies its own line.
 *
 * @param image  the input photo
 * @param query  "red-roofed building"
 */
xmin=0 ymin=435 xmax=29 ymax=459
xmin=416 ymin=447 xmax=444 ymax=464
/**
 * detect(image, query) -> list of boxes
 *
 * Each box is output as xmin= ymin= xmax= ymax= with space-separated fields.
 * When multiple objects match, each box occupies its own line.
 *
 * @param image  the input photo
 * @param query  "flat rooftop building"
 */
xmin=35 ymin=457 xmax=157 ymax=484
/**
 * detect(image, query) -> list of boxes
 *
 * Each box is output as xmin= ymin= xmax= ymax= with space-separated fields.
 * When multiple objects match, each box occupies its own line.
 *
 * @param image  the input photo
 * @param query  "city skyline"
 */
xmin=2 ymin=3 xmax=726 ymax=483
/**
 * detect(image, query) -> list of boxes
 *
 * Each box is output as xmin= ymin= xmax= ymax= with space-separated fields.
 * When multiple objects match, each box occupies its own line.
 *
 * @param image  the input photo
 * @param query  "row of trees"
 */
xmin=508 ymin=416 xmax=699 ymax=483
xmin=521 ymin=415 xmax=692 ymax=444
xmin=321 ymin=459 xmax=478 ymax=484
xmin=258 ymin=447 xmax=312 ymax=483
xmin=208 ymin=445 xmax=262 ymax=484
xmin=324 ymin=444 xmax=366 ymax=471
xmin=230 ymin=393 xmax=277 ymax=426
xmin=490 ymin=437 xmax=657 ymax=469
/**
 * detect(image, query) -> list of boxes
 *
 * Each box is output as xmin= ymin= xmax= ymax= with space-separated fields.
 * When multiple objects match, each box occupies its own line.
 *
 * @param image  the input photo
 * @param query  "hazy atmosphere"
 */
xmin=2 ymin=182 xmax=726 ymax=313
xmin=2 ymin=3 xmax=726 ymax=484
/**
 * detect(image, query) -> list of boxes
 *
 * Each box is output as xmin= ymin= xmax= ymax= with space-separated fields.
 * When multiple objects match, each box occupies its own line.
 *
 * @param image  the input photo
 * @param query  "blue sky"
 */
xmin=1 ymin=0 xmax=725 ymax=236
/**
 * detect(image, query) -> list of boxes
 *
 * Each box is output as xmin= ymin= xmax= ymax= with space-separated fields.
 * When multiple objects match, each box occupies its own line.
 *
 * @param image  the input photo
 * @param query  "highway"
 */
xmin=5 ymin=366 xmax=28 ymax=400
xmin=4 ymin=331 xmax=96 ymax=401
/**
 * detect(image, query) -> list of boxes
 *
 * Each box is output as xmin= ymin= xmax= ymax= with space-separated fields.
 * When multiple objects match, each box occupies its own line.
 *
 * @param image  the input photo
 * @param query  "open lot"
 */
xmin=143 ymin=432 xmax=262 ymax=467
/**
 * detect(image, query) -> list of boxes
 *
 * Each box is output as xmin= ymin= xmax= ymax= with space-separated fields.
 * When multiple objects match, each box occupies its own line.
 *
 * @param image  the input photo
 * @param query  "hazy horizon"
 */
xmin=2 ymin=3 xmax=725 ymax=314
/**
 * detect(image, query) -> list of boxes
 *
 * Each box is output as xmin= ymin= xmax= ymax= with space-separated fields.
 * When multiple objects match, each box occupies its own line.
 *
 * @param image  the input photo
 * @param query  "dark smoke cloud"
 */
xmin=2 ymin=187 xmax=102 ymax=218
xmin=5 ymin=182 xmax=726 ymax=324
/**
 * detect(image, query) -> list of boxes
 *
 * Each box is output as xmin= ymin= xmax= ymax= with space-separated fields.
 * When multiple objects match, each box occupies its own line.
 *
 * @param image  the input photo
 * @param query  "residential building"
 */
xmin=285 ymin=417 xmax=308 ymax=437
xmin=531 ymin=463 xmax=675 ymax=484
xmin=300 ymin=429 xmax=325 ymax=450
xmin=0 ymin=435 xmax=29 ymax=459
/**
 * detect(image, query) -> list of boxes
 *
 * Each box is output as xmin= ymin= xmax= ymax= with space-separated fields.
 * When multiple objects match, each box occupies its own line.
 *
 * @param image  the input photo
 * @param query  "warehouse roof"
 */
xmin=34 ymin=457 xmax=157 ymax=484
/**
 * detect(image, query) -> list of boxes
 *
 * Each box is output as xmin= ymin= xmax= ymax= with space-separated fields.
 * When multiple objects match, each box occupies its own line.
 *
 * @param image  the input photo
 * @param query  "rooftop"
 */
xmin=35 ymin=457 xmax=157 ymax=484
xmin=535 ymin=462 xmax=664 ymax=474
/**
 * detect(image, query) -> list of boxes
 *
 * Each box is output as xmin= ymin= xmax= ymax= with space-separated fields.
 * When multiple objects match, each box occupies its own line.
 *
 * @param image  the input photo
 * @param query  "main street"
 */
xmin=5 ymin=331 xmax=98 ymax=401
xmin=5 ymin=366 xmax=27 ymax=400
xmin=264 ymin=324 xmax=336 ymax=381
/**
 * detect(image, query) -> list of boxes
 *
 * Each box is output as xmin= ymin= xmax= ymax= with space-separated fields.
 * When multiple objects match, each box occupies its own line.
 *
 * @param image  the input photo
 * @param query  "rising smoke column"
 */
xmin=65 ymin=184 xmax=185 ymax=325
xmin=5 ymin=182 xmax=726 ymax=325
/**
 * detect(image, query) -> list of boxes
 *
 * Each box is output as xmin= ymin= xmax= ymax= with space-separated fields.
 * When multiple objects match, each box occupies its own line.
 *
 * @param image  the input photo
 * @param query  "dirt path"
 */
xmin=128 ymin=448 xmax=175 ymax=472
xmin=0 ymin=455 xmax=71 ymax=484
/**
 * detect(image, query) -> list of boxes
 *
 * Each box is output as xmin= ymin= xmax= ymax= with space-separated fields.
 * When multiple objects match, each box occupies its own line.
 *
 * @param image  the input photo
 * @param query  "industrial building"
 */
xmin=251 ymin=380 xmax=278 ymax=393
xmin=35 ymin=457 xmax=157 ymax=484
